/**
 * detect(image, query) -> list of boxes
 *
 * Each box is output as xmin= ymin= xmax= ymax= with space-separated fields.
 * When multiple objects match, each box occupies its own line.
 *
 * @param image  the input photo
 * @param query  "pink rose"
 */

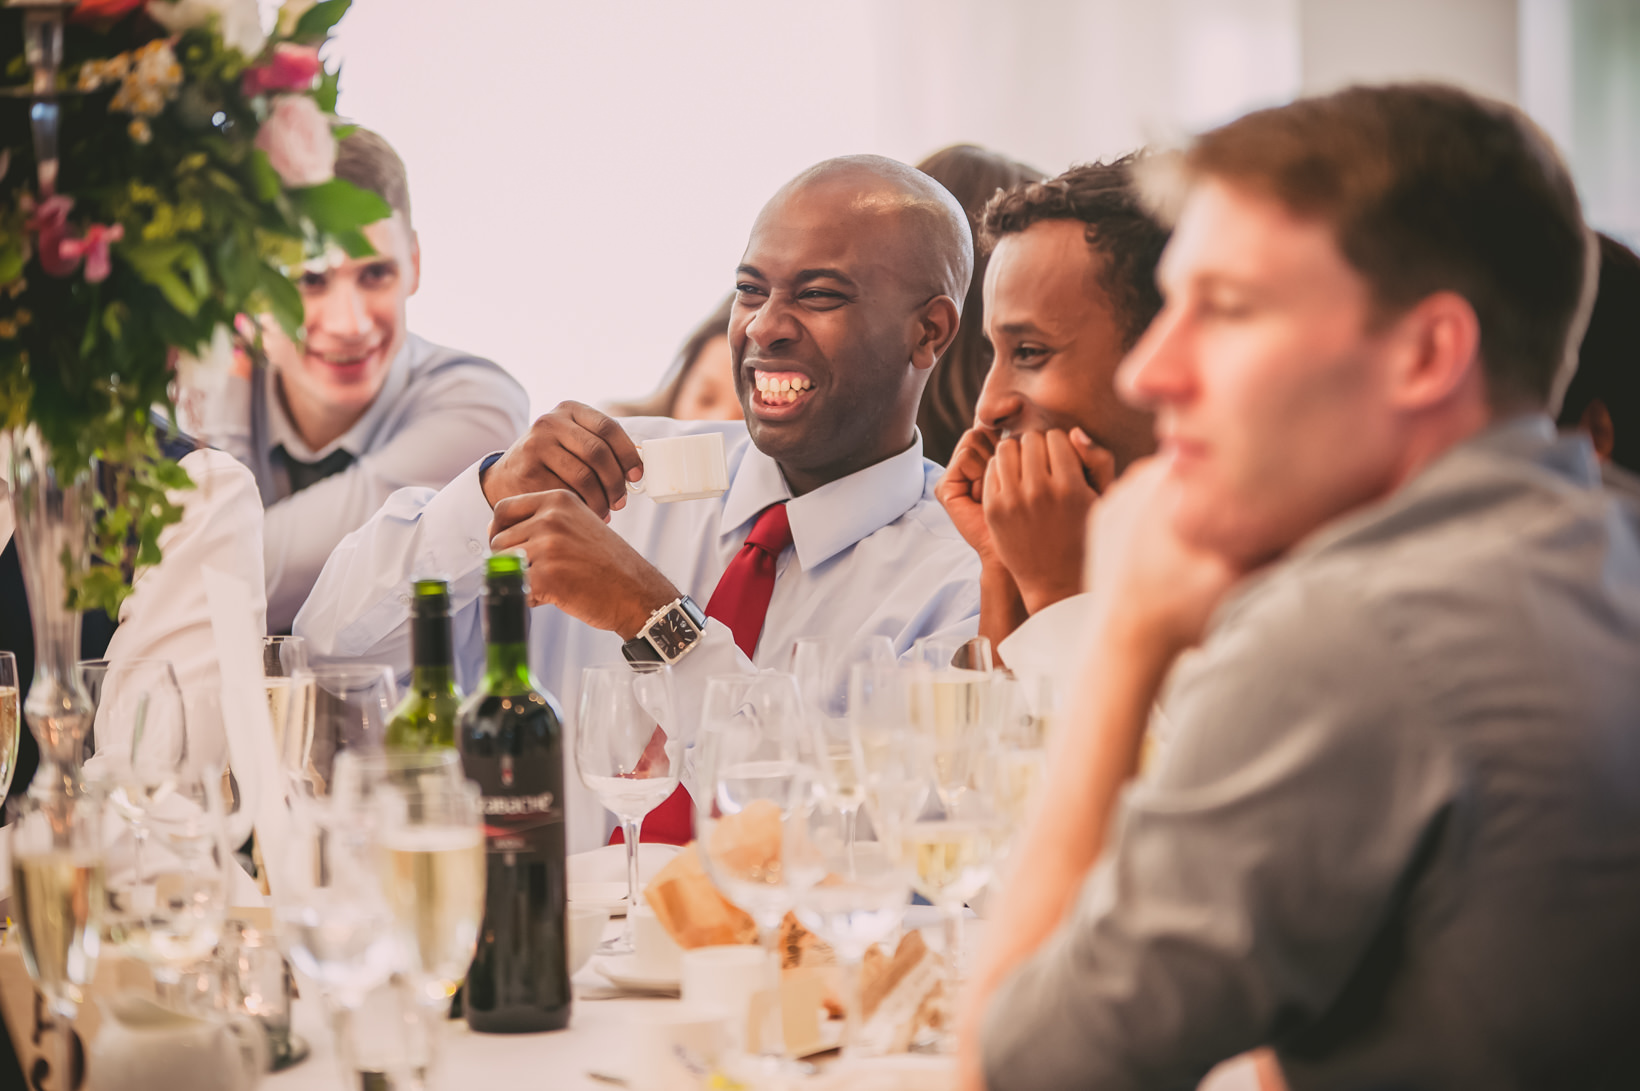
xmin=254 ymin=94 xmax=335 ymax=188
xmin=242 ymin=44 xmax=322 ymax=96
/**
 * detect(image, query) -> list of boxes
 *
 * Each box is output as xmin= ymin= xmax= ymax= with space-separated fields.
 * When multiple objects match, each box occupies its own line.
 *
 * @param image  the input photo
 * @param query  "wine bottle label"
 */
xmin=479 ymin=791 xmax=563 ymax=855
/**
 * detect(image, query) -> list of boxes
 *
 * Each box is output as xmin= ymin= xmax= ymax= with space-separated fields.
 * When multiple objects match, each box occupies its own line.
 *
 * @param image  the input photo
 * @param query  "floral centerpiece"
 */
xmin=0 ymin=0 xmax=388 ymax=615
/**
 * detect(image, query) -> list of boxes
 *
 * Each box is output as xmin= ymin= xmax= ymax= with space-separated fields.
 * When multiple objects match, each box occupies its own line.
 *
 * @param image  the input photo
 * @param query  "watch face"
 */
xmin=651 ymin=607 xmax=696 ymax=658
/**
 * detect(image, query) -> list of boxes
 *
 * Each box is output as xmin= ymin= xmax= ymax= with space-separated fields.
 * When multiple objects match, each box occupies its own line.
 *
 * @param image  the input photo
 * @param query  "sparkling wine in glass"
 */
xmin=0 ymin=651 xmax=19 ymax=800
xmin=576 ymin=661 xmax=677 ymax=954
xmin=8 ymin=792 xmax=105 ymax=1091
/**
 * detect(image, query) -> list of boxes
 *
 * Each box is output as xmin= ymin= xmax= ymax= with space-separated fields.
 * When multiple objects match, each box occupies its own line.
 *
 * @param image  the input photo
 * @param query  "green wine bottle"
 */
xmin=385 ymin=578 xmax=462 ymax=751
xmin=459 ymin=553 xmax=571 ymax=1034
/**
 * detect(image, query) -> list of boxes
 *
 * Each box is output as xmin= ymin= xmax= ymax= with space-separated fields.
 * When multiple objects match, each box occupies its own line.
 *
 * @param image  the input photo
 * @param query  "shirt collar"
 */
xmin=719 ymin=431 xmax=930 ymax=570
xmin=266 ymin=335 xmax=417 ymax=462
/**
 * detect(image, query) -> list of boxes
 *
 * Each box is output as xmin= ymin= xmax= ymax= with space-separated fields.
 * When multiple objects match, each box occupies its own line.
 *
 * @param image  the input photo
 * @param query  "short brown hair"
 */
xmin=335 ymin=127 xmax=411 ymax=229
xmin=980 ymin=155 xmax=1170 ymax=351
xmin=1173 ymin=83 xmax=1588 ymax=409
xmin=915 ymin=144 xmax=1044 ymax=465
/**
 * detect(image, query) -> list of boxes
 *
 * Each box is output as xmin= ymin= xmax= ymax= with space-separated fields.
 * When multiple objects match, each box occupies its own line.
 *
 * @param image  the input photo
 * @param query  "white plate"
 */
xmin=594 ymin=954 xmax=681 ymax=995
xmin=570 ymin=881 xmax=632 ymax=917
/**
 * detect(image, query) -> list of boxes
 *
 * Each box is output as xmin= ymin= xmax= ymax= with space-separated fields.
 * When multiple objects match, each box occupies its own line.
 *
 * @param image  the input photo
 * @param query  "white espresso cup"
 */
xmin=680 ymin=944 xmax=774 ymax=1051
xmin=628 ymin=433 xmax=729 ymax=503
xmin=627 ymin=1002 xmax=727 ymax=1091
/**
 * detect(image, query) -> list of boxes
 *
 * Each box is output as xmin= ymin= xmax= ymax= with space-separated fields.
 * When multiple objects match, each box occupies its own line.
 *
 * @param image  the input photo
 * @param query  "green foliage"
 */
xmin=0 ymin=0 xmax=384 ymax=617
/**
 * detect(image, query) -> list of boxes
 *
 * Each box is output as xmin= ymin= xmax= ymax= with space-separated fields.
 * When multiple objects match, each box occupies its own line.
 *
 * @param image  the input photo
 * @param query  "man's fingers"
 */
xmin=1018 ymin=431 xmax=1051 ymax=489
xmin=992 ymin=435 xmax=1022 ymax=491
xmin=1071 ymin=427 xmax=1118 ymax=492
xmin=488 ymin=494 xmax=537 ymax=539
xmin=1044 ymin=430 xmax=1088 ymax=487
xmin=569 ymin=400 xmax=643 ymax=480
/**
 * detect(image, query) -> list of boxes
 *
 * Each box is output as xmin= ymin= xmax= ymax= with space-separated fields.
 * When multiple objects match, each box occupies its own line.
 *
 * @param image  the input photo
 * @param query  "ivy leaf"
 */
xmin=293 ymin=178 xmax=390 ymax=234
xmin=257 ymin=263 xmax=305 ymax=338
xmin=333 ymin=227 xmax=373 ymax=259
xmin=248 ymin=149 xmax=282 ymax=202
xmin=123 ymin=241 xmax=204 ymax=317
xmin=293 ymin=0 xmax=352 ymax=42
xmin=316 ymin=66 xmax=341 ymax=114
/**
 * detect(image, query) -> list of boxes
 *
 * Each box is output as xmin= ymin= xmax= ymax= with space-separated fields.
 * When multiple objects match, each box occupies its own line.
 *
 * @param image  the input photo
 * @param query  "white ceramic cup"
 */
xmin=632 ymin=902 xmax=683 ymax=979
xmin=627 ymin=433 xmax=729 ymax=503
xmin=567 ymin=903 xmax=611 ymax=975
xmin=680 ymin=944 xmax=773 ymax=1051
xmin=627 ymin=1002 xmax=727 ymax=1091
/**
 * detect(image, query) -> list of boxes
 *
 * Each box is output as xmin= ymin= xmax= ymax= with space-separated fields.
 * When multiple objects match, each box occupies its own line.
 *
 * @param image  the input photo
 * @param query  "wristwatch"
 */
xmin=621 ymin=595 xmax=708 ymax=665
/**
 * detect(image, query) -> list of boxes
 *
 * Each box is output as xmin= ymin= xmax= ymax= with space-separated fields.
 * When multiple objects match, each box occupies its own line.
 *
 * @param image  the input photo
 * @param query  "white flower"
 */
xmin=147 ymin=0 xmax=267 ymax=58
xmin=254 ymin=94 xmax=335 ymax=188
xmin=276 ymin=0 xmax=316 ymax=37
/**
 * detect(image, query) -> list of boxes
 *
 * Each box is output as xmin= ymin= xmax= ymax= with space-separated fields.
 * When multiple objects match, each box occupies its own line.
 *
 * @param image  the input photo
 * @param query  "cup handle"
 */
xmin=626 ymin=443 xmax=647 ymax=494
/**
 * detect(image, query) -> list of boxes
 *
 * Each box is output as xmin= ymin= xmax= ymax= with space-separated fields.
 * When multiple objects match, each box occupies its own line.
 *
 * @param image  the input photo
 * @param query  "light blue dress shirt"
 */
xmin=295 ymin=416 xmax=982 ymax=851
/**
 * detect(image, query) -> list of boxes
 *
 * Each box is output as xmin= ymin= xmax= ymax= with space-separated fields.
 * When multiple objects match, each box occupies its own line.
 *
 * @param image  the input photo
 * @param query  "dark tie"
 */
xmin=280 ymin=446 xmax=355 ymax=495
xmin=615 ymin=503 xmax=794 ymax=846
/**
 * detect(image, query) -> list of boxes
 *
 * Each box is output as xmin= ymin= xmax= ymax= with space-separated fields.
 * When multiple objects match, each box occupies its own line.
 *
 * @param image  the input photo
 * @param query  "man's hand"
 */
xmin=936 ymin=426 xmax=1002 ymax=564
xmin=488 ymin=490 xmax=680 ymax=639
xmin=982 ymin=428 xmax=1115 ymax=615
xmin=481 ymin=401 xmax=643 ymax=518
xmin=1086 ymin=456 xmax=1243 ymax=662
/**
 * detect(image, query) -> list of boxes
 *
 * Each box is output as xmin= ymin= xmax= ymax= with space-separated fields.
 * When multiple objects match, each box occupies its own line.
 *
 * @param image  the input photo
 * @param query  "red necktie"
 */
xmin=613 ymin=503 xmax=793 ymax=846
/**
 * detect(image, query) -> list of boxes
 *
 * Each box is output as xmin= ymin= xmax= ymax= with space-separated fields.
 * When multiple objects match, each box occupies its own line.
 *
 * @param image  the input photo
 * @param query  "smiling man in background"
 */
xmin=296 ymin=155 xmax=983 ymax=851
xmin=937 ymin=157 xmax=1168 ymax=667
xmin=211 ymin=127 xmax=527 ymax=631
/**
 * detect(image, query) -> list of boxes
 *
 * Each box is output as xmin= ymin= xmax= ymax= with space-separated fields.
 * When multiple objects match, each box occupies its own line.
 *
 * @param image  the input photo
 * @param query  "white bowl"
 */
xmin=568 ymin=903 xmax=611 ymax=975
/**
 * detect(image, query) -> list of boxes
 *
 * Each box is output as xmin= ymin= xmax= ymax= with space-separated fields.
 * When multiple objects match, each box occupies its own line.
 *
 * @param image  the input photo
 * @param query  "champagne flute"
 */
xmin=785 ymin=785 xmax=912 ymax=1058
xmin=847 ymin=663 xmax=933 ymax=844
xmin=789 ymin=635 xmax=894 ymax=863
xmin=908 ymin=639 xmax=995 ymax=807
xmin=8 ymin=792 xmax=106 ymax=1091
xmin=576 ymin=662 xmax=677 ymax=954
xmin=79 ymin=658 xmax=186 ymax=887
xmin=375 ymin=777 xmax=484 ymax=1083
xmin=695 ymin=671 xmax=819 ymax=1061
xmin=0 ymin=651 xmax=19 ymax=800
xmin=262 ymin=637 xmax=315 ymax=784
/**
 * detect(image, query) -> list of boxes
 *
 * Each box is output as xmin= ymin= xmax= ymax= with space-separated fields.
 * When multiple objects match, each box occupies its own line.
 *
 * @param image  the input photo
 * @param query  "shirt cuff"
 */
xmin=998 ymin=592 xmax=1095 ymax=682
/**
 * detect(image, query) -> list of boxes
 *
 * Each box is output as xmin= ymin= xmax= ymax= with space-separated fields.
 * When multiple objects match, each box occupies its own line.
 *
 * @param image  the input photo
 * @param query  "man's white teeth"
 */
xmin=753 ymin=373 xmax=815 ymax=403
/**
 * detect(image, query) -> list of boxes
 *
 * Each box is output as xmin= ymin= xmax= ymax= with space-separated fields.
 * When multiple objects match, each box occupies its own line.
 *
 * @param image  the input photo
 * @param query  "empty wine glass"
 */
xmin=0 ymin=651 xmax=19 ymax=800
xmin=847 ymin=663 xmax=933 ymax=843
xmin=281 ymin=664 xmax=397 ymax=803
xmin=8 ymin=791 xmax=106 ymax=1091
xmin=785 ymin=785 xmax=912 ymax=1058
xmin=695 ymin=670 xmax=819 ymax=1061
xmin=576 ymin=662 xmax=677 ymax=954
xmin=80 ymin=658 xmax=186 ymax=886
xmin=789 ymin=635 xmax=894 ymax=863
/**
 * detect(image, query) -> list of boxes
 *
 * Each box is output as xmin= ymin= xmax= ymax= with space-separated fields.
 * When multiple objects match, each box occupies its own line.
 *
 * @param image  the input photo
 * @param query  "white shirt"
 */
xmin=206 ymin=333 xmax=529 ymax=632
xmin=295 ymin=417 xmax=983 ymax=852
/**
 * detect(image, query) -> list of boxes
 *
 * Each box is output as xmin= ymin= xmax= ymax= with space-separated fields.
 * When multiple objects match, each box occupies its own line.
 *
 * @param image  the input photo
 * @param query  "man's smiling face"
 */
xmin=730 ymin=169 xmax=965 ymax=493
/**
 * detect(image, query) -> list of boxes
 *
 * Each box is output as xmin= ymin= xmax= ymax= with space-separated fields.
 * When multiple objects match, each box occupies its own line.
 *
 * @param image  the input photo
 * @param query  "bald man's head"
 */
xmin=730 ymin=156 xmax=972 ymax=494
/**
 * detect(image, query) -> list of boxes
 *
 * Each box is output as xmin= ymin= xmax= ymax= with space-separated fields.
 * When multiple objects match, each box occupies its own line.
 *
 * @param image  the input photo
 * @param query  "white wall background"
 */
xmin=308 ymin=0 xmax=1634 ymax=418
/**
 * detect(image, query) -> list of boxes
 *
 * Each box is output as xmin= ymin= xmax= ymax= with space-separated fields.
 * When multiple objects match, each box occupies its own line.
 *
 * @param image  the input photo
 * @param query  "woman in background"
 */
xmin=609 ymin=294 xmax=740 ymax=421
xmin=915 ymin=144 xmax=1043 ymax=465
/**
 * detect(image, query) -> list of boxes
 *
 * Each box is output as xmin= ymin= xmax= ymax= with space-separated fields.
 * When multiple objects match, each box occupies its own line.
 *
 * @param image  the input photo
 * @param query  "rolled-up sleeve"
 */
xmin=982 ymin=577 xmax=1457 ymax=1091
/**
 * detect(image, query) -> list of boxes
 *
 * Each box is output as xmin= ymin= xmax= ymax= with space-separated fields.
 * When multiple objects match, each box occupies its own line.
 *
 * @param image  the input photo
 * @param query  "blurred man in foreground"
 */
xmin=962 ymin=83 xmax=1640 ymax=1090
xmin=936 ymin=157 xmax=1167 ymax=670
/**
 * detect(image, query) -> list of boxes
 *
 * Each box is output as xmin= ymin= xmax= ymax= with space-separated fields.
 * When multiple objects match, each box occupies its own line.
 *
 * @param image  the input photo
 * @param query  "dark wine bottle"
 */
xmin=385 ymin=578 xmax=462 ymax=752
xmin=458 ymin=553 xmax=571 ymax=1034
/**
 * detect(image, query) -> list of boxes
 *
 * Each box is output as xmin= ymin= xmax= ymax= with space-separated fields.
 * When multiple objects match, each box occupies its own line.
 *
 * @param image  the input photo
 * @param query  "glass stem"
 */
xmin=755 ymin=920 xmax=785 ymax=1058
xmin=838 ymin=955 xmax=865 ymax=1059
xmin=620 ymin=816 xmax=642 ymax=950
xmin=941 ymin=902 xmax=965 ymax=990
xmin=55 ymin=1006 xmax=75 ymax=1091
xmin=842 ymin=801 xmax=859 ymax=878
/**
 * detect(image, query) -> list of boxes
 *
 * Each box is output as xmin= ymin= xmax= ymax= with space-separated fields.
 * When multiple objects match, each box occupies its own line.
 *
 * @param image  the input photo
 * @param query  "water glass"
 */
xmin=576 ymin=661 xmax=677 ymax=952
xmin=280 ymin=664 xmax=397 ymax=803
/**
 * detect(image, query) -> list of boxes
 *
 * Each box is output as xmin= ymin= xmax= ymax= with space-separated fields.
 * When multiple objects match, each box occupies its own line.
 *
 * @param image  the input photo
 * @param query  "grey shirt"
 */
xmin=983 ymin=416 xmax=1640 ymax=1091
xmin=213 ymin=333 xmax=528 ymax=631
